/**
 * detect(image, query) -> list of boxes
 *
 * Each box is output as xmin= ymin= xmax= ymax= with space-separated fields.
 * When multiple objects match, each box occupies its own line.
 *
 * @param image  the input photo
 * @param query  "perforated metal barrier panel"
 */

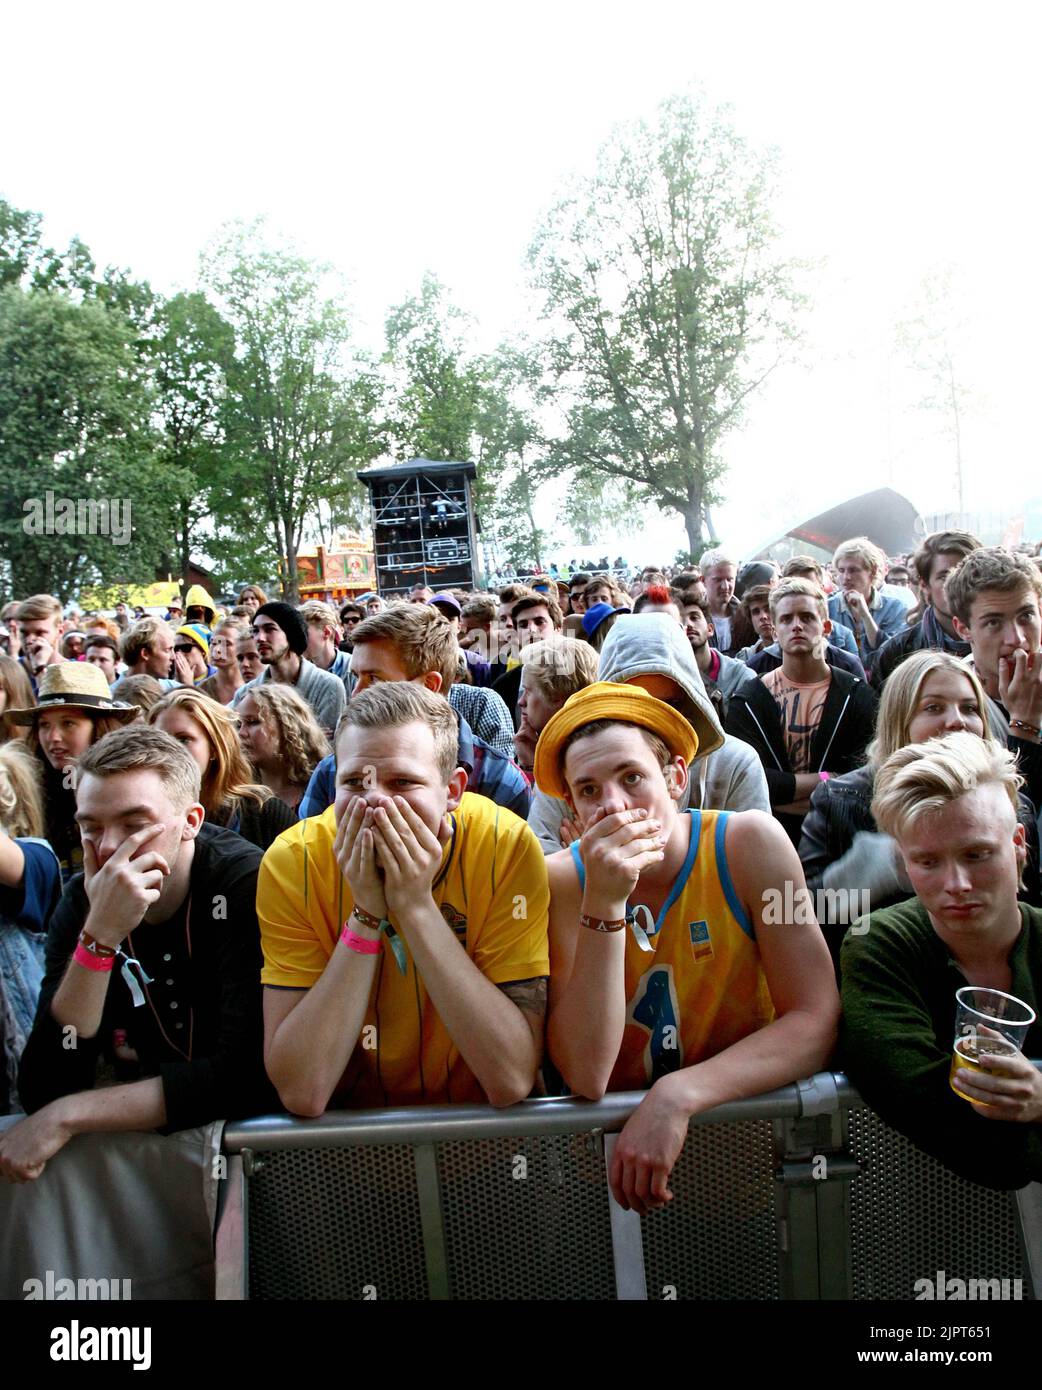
xmin=436 ymin=1133 xmax=616 ymax=1300
xmin=221 ymin=1082 xmax=1040 ymax=1301
xmin=247 ymin=1144 xmax=428 ymax=1300
xmin=641 ymin=1118 xmax=780 ymax=1301
xmin=846 ymin=1105 xmax=1033 ymax=1301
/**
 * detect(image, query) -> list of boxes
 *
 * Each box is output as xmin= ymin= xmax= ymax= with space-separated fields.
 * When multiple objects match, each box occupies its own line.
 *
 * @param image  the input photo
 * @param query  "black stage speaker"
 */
xmin=357 ymin=458 xmax=481 ymax=596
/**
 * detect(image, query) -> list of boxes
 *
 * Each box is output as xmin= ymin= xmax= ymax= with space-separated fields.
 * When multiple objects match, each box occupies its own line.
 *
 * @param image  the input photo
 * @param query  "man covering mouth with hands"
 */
xmin=258 ymin=682 xmax=549 ymax=1114
xmin=540 ymin=682 xmax=838 ymax=1216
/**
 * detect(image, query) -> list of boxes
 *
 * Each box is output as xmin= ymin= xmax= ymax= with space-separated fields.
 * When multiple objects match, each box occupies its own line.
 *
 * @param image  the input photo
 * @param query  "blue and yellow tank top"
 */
xmin=569 ymin=809 xmax=775 ymax=1090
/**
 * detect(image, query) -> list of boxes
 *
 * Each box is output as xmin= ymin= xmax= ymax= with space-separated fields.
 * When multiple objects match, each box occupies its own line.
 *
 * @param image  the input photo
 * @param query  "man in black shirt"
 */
xmin=0 ymin=726 xmax=275 ymax=1183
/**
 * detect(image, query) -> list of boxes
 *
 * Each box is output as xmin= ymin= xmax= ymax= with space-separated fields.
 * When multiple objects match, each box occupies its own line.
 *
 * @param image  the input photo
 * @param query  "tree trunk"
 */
xmin=179 ymin=498 xmax=192 ymax=593
xmin=525 ymin=502 xmax=542 ymax=572
xmin=282 ymin=517 xmax=299 ymax=603
xmin=682 ymin=500 xmax=703 ymax=562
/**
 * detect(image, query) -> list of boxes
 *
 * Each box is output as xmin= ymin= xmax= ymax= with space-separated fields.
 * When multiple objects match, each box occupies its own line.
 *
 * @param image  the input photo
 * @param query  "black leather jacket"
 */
xmin=870 ymin=615 xmax=970 ymax=688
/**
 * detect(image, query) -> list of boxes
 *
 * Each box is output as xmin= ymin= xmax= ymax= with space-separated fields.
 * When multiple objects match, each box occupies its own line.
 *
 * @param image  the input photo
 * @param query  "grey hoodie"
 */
xmin=527 ymin=613 xmax=770 ymax=854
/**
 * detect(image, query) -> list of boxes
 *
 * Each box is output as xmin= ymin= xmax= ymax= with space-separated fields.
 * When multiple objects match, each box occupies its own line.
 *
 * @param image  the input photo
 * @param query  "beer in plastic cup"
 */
xmin=950 ymin=987 xmax=1035 ymax=1104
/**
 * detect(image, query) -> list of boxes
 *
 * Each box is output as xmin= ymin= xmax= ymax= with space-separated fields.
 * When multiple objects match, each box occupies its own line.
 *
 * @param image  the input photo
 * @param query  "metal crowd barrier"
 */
xmin=216 ymin=1071 xmax=1041 ymax=1301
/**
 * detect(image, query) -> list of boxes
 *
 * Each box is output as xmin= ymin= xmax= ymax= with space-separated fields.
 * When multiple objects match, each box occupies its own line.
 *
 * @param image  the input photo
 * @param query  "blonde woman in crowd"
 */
xmin=0 ymin=658 xmax=36 ymax=743
xmin=799 ymin=649 xmax=1040 ymax=959
xmin=149 ymin=687 xmax=298 ymax=849
xmin=237 ymin=684 xmax=330 ymax=814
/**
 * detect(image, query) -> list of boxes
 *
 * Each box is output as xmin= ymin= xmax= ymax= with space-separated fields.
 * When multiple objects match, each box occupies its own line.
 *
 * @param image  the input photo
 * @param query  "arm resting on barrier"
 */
xmin=264 ymin=900 xmax=544 ymax=1117
xmin=0 ymin=1077 xmax=165 ymax=1183
xmin=261 ymin=790 xmax=548 ymax=1114
xmin=263 ymin=948 xmax=379 ymax=1118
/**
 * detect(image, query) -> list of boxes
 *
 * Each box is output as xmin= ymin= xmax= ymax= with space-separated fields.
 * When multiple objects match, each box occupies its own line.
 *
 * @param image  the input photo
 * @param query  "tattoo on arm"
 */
xmin=498 ymin=977 xmax=548 ymax=1018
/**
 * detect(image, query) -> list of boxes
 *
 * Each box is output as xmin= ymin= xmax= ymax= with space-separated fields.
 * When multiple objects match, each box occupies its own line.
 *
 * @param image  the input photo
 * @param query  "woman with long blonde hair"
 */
xmin=237 ymin=684 xmax=330 ymax=813
xmin=0 ymin=657 xmax=36 ymax=744
xmin=148 ymin=687 xmax=297 ymax=849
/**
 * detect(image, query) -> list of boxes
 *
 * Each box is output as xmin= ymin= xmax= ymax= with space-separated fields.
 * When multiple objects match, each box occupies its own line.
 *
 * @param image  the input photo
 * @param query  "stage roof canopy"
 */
xmin=357 ymin=457 xmax=477 ymax=483
xmin=751 ymin=487 xmax=923 ymax=562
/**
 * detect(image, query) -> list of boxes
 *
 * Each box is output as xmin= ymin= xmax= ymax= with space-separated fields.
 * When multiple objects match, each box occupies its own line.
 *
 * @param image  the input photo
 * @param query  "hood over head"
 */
xmin=183 ymin=584 xmax=216 ymax=623
xmin=597 ymin=613 xmax=724 ymax=761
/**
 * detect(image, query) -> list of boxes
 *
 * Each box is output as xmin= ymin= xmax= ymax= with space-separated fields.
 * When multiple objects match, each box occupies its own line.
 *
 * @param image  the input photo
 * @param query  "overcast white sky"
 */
xmin=3 ymin=0 xmax=1039 ymax=562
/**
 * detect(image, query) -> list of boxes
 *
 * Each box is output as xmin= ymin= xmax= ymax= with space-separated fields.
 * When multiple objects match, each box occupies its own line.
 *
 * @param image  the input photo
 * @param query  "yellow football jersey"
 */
xmin=258 ymin=793 xmax=550 ymax=1106
xmin=568 ymin=809 xmax=775 ymax=1089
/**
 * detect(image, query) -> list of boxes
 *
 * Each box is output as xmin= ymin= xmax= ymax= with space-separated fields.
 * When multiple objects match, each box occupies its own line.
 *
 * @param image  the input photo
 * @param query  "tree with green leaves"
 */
xmin=529 ymin=90 xmax=806 ymax=556
xmin=384 ymin=276 xmax=567 ymax=570
xmin=383 ymin=272 xmax=486 ymax=465
xmin=473 ymin=345 xmax=556 ymax=572
xmin=0 ymin=201 xmax=47 ymax=289
xmin=148 ymin=291 xmax=236 ymax=581
xmin=0 ymin=197 xmax=100 ymax=298
xmin=201 ymin=221 xmax=385 ymax=601
xmin=0 ymin=285 xmax=169 ymax=599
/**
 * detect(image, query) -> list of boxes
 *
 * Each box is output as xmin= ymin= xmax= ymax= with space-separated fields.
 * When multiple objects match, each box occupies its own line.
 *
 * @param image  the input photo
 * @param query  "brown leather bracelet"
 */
xmin=579 ymin=913 xmax=627 ymax=933
xmin=351 ymin=904 xmax=385 ymax=933
xmin=79 ymin=930 xmax=118 ymax=958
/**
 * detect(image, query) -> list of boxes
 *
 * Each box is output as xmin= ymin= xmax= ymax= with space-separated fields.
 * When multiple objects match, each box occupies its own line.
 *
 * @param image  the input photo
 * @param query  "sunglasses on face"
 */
xmin=175 ymin=645 xmax=196 ymax=655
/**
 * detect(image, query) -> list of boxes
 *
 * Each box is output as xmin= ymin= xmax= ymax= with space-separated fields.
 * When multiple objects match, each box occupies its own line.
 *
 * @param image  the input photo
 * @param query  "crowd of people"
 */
xmin=1 ymin=532 xmax=1041 ymax=1215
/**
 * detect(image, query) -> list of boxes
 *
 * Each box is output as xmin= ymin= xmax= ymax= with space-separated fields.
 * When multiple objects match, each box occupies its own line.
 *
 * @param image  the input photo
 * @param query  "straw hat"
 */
xmin=4 ymin=662 xmax=139 ymax=727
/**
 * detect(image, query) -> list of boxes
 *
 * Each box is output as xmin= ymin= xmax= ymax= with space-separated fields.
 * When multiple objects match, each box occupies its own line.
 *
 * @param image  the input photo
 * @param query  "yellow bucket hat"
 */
xmin=533 ymin=680 xmax=699 ymax=800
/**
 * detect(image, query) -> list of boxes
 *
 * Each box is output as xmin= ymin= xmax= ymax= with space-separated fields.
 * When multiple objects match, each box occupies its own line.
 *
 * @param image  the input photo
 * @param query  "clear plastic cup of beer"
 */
xmin=950 ymin=986 xmax=1036 ymax=1104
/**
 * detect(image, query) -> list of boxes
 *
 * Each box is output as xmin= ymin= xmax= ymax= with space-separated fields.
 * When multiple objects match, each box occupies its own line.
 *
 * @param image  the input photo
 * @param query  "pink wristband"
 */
xmin=340 ymin=922 xmax=381 ymax=956
xmin=73 ymin=941 xmax=115 ymax=972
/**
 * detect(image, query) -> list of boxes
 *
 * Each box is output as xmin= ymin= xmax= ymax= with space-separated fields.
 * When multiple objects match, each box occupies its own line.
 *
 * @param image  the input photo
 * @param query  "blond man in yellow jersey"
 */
xmin=539 ymin=683 xmax=838 ymax=1216
xmin=259 ymin=684 xmax=549 ymax=1114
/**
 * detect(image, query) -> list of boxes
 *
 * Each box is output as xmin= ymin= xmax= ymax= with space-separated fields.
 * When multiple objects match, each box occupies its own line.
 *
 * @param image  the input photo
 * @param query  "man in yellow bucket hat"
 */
xmin=536 ymin=681 xmax=839 ymax=1215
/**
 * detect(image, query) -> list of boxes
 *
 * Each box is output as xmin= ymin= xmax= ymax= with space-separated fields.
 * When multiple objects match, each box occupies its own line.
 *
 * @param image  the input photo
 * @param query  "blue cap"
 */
xmin=428 ymin=594 xmax=462 ymax=616
xmin=582 ymin=602 xmax=628 ymax=638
